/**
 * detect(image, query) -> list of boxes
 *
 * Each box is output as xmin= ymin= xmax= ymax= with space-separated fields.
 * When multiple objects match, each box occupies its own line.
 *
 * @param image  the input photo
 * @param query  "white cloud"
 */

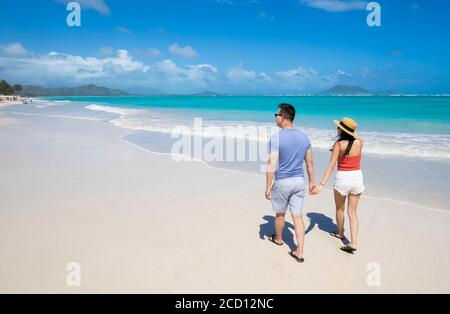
xmin=336 ymin=69 xmax=352 ymax=77
xmin=322 ymin=69 xmax=352 ymax=82
xmin=300 ymin=0 xmax=368 ymax=12
xmin=109 ymin=50 xmax=149 ymax=72
xmin=276 ymin=67 xmax=318 ymax=82
xmin=169 ymin=43 xmax=199 ymax=59
xmin=57 ymin=0 xmax=111 ymax=15
xmin=148 ymin=48 xmax=163 ymax=58
xmin=153 ymin=60 xmax=218 ymax=86
xmin=224 ymin=65 xmax=272 ymax=96
xmin=0 ymin=43 xmax=28 ymax=57
xmin=0 ymin=48 xmax=150 ymax=86
xmin=275 ymin=66 xmax=351 ymax=92
xmin=258 ymin=72 xmax=272 ymax=82
xmin=0 ymin=43 xmax=354 ymax=94
xmin=215 ymin=0 xmax=261 ymax=6
xmin=259 ymin=10 xmax=276 ymax=22
xmin=227 ymin=65 xmax=257 ymax=81
xmin=185 ymin=64 xmax=219 ymax=83
xmin=0 ymin=46 xmax=218 ymax=92
xmin=226 ymin=64 xmax=271 ymax=83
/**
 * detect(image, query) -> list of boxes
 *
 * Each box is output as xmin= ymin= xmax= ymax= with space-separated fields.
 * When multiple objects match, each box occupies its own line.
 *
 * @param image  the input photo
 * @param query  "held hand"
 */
xmin=265 ymin=189 xmax=272 ymax=200
xmin=309 ymin=182 xmax=316 ymax=195
xmin=313 ymin=184 xmax=324 ymax=195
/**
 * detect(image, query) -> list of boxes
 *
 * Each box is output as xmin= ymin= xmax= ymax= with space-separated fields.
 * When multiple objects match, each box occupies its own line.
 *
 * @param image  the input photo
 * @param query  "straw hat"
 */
xmin=334 ymin=117 xmax=359 ymax=139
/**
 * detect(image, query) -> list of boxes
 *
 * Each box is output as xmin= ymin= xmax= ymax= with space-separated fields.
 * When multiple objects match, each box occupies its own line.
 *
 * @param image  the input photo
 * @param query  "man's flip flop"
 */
xmin=268 ymin=234 xmax=284 ymax=246
xmin=340 ymin=245 xmax=357 ymax=254
xmin=289 ymin=251 xmax=305 ymax=263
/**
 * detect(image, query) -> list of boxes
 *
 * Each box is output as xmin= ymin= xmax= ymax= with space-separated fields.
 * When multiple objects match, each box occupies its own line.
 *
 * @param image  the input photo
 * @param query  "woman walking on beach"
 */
xmin=313 ymin=118 xmax=365 ymax=254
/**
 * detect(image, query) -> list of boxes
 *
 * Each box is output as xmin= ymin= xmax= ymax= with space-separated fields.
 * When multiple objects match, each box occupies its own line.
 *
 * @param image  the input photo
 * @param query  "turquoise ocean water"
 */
xmin=42 ymin=95 xmax=450 ymax=160
xmin=46 ymin=95 xmax=450 ymax=134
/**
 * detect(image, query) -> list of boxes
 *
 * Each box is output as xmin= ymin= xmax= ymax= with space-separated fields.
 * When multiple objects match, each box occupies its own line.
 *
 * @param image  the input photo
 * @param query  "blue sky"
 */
xmin=0 ymin=0 xmax=449 ymax=94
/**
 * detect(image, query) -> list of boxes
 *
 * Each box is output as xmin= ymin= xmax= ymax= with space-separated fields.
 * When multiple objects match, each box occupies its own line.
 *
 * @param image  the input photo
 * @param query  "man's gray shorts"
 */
xmin=271 ymin=177 xmax=306 ymax=216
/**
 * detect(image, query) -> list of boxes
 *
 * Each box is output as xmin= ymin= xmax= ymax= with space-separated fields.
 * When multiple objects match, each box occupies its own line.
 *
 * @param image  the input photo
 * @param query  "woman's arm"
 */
xmin=313 ymin=142 xmax=340 ymax=194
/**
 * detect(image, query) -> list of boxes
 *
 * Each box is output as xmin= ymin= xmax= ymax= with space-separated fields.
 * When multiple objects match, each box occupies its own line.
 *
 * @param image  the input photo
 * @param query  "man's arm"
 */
xmin=304 ymin=148 xmax=316 ymax=195
xmin=265 ymin=152 xmax=279 ymax=200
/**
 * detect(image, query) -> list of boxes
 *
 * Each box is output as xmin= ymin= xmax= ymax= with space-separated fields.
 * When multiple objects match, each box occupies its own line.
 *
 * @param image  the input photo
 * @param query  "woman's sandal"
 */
xmin=329 ymin=231 xmax=345 ymax=240
xmin=289 ymin=251 xmax=305 ymax=263
xmin=340 ymin=245 xmax=357 ymax=254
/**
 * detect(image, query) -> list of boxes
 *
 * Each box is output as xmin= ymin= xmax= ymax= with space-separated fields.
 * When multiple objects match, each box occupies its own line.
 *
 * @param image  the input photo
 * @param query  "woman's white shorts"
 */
xmin=334 ymin=170 xmax=365 ymax=196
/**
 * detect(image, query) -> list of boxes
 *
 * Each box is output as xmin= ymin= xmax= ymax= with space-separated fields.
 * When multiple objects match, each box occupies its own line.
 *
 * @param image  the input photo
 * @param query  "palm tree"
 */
xmin=0 ymin=79 xmax=15 ymax=95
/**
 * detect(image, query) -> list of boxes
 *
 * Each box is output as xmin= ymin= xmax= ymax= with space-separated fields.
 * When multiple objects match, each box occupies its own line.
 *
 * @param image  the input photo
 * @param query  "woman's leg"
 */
xmin=347 ymin=193 xmax=362 ymax=248
xmin=334 ymin=190 xmax=346 ymax=238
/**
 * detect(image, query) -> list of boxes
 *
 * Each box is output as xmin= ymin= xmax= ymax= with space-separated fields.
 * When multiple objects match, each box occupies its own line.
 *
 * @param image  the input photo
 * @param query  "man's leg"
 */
xmin=275 ymin=213 xmax=286 ymax=245
xmin=291 ymin=213 xmax=305 ymax=259
xmin=289 ymin=180 xmax=306 ymax=259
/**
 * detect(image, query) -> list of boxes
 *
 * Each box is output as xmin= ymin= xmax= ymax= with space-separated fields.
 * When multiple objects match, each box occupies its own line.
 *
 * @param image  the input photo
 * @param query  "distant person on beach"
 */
xmin=313 ymin=118 xmax=365 ymax=254
xmin=265 ymin=103 xmax=316 ymax=263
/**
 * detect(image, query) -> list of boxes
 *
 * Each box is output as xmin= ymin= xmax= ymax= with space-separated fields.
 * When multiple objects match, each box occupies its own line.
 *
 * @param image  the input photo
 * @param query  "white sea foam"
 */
xmin=86 ymin=104 xmax=450 ymax=161
xmin=34 ymin=100 xmax=72 ymax=108
xmin=86 ymin=104 xmax=145 ymax=116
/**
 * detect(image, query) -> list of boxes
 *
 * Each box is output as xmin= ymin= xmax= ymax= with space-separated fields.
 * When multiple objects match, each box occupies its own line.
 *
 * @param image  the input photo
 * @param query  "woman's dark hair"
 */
xmin=335 ymin=130 xmax=356 ymax=157
xmin=278 ymin=103 xmax=296 ymax=122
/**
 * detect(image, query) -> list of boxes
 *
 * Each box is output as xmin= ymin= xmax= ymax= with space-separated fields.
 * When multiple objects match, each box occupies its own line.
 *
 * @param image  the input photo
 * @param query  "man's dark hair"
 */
xmin=278 ymin=103 xmax=296 ymax=122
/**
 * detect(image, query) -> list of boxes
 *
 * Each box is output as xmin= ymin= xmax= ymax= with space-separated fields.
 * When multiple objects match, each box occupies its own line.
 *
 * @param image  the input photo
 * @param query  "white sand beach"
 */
xmin=0 ymin=101 xmax=22 ymax=109
xmin=0 ymin=109 xmax=449 ymax=294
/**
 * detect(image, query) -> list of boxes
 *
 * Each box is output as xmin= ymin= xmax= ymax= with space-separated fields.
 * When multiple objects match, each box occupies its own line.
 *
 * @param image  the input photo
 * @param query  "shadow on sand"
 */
xmin=305 ymin=212 xmax=337 ymax=235
xmin=306 ymin=212 xmax=349 ymax=245
xmin=259 ymin=215 xmax=297 ymax=251
xmin=259 ymin=212 xmax=348 ymax=249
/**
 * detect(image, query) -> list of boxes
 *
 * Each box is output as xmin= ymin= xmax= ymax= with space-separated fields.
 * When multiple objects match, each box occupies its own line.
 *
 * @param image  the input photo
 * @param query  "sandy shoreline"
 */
xmin=0 ymin=101 xmax=23 ymax=108
xmin=0 ymin=110 xmax=449 ymax=293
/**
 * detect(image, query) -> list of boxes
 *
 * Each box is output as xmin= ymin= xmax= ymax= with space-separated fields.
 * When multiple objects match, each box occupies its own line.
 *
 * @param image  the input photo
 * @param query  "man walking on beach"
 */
xmin=265 ymin=103 xmax=315 ymax=263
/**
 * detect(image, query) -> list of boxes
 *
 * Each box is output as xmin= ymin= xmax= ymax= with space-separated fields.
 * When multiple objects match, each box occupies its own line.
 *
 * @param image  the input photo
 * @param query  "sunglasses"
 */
xmin=274 ymin=113 xmax=283 ymax=118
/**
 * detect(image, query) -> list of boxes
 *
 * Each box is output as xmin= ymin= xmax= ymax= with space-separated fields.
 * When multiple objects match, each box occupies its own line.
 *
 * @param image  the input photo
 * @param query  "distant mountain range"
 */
xmin=317 ymin=85 xmax=403 ymax=96
xmin=189 ymin=90 xmax=222 ymax=97
xmin=19 ymin=84 xmax=130 ymax=97
xmin=317 ymin=85 xmax=374 ymax=96
xmin=17 ymin=84 xmax=224 ymax=97
xmin=15 ymin=83 xmax=415 ymax=97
